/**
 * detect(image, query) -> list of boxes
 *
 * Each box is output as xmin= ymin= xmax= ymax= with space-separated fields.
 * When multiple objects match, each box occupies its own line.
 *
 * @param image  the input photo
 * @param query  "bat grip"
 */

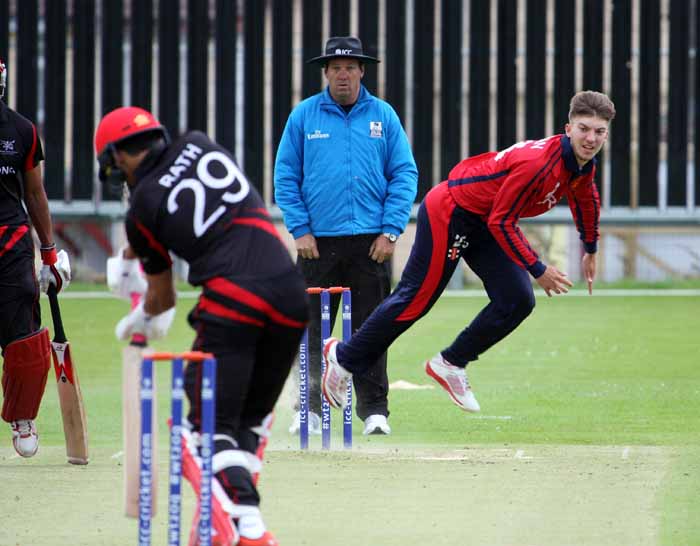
xmin=130 ymin=292 xmax=147 ymax=346
xmin=47 ymin=284 xmax=67 ymax=343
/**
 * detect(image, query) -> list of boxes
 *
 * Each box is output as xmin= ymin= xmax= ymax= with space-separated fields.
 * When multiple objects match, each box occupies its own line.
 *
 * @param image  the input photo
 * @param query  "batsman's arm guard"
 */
xmin=1 ymin=328 xmax=51 ymax=421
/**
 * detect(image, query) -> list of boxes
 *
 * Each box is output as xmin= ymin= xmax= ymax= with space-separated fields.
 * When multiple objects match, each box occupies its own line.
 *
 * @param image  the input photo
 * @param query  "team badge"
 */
xmin=0 ymin=139 xmax=15 ymax=152
xmin=370 ymin=121 xmax=383 ymax=138
xmin=537 ymin=181 xmax=561 ymax=209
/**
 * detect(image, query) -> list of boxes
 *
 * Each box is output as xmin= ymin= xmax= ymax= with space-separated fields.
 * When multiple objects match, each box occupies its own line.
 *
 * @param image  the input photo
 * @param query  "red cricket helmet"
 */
xmin=94 ymin=106 xmax=170 ymax=192
xmin=94 ymin=106 xmax=166 ymax=156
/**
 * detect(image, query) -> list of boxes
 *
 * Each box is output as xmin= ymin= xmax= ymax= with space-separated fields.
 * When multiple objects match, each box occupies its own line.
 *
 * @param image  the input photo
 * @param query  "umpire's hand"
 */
xmin=369 ymin=234 xmax=396 ymax=264
xmin=296 ymin=233 xmax=320 ymax=259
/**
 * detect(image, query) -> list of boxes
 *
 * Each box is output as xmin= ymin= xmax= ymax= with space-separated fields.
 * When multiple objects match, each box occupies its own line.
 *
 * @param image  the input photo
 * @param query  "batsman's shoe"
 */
xmin=363 ymin=414 xmax=391 ymax=435
xmin=237 ymin=531 xmax=278 ymax=546
xmin=288 ymin=410 xmax=322 ymax=435
xmin=237 ymin=515 xmax=278 ymax=545
xmin=425 ymin=354 xmax=480 ymax=412
xmin=11 ymin=419 xmax=39 ymax=457
xmin=321 ymin=338 xmax=352 ymax=409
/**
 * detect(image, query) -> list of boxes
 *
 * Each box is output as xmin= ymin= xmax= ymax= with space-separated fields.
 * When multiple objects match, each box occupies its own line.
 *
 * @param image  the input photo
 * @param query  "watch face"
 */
xmin=385 ymin=233 xmax=397 ymax=243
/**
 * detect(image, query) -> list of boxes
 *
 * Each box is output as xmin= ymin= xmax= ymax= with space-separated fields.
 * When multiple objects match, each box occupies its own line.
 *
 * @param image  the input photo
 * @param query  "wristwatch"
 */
xmin=383 ymin=233 xmax=398 ymax=243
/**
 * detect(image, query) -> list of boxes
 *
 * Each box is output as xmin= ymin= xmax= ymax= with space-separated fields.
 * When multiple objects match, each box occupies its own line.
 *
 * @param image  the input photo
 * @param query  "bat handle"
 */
xmin=130 ymin=292 xmax=147 ymax=346
xmin=47 ymin=284 xmax=67 ymax=343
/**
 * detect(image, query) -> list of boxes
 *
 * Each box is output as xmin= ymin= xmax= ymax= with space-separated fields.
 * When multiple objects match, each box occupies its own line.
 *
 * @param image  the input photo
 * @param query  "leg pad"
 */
xmin=2 ymin=328 xmax=51 ymax=421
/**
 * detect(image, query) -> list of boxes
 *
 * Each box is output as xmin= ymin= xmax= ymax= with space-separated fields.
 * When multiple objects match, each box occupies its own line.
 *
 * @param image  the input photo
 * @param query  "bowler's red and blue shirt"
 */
xmin=446 ymin=134 xmax=600 ymax=277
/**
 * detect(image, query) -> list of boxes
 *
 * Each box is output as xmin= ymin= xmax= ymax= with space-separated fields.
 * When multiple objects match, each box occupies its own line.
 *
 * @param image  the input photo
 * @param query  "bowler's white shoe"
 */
xmin=425 ymin=354 xmax=480 ymax=412
xmin=288 ymin=410 xmax=322 ymax=435
xmin=11 ymin=419 xmax=39 ymax=458
xmin=363 ymin=414 xmax=391 ymax=435
xmin=321 ymin=337 xmax=352 ymax=409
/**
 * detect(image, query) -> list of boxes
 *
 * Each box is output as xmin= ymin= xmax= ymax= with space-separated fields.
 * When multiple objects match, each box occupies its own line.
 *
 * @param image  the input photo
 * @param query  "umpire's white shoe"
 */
xmin=11 ymin=419 xmax=39 ymax=458
xmin=288 ymin=411 xmax=322 ymax=435
xmin=321 ymin=337 xmax=352 ymax=409
xmin=363 ymin=414 xmax=391 ymax=435
xmin=425 ymin=354 xmax=480 ymax=412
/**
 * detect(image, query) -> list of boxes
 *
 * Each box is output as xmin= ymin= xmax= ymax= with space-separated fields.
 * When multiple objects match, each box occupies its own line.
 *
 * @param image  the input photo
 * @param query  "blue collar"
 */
xmin=321 ymin=84 xmax=370 ymax=107
xmin=560 ymin=135 xmax=596 ymax=177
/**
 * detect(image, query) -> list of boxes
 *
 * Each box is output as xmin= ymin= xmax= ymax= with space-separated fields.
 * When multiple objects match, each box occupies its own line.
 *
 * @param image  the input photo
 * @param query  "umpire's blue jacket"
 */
xmin=274 ymin=85 xmax=418 ymax=239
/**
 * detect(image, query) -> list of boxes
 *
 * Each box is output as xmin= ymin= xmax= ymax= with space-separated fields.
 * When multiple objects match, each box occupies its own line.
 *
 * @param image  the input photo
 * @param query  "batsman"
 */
xmin=0 ymin=58 xmax=71 ymax=458
xmin=95 ymin=106 xmax=308 ymax=546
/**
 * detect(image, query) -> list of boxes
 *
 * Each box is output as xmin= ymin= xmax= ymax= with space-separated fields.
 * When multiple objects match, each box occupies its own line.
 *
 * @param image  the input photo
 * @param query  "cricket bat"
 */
xmin=47 ymin=285 xmax=89 ymax=465
xmin=123 ymin=293 xmax=158 ymax=518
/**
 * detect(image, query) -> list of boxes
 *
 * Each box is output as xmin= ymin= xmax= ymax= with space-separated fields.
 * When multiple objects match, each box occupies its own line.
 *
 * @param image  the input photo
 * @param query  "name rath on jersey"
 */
xmin=158 ymin=143 xmax=203 ymax=188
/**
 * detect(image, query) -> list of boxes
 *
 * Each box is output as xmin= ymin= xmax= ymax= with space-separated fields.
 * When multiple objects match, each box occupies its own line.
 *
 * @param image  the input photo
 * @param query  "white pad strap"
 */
xmin=212 ymin=449 xmax=262 ymax=476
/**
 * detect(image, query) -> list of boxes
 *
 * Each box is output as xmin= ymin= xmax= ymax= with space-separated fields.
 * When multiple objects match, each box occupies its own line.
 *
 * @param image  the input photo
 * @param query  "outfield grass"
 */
xmin=0 ymin=291 xmax=698 ymax=545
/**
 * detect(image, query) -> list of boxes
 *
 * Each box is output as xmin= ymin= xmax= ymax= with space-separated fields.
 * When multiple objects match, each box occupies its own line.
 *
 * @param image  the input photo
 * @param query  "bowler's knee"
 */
xmin=510 ymin=288 xmax=536 ymax=322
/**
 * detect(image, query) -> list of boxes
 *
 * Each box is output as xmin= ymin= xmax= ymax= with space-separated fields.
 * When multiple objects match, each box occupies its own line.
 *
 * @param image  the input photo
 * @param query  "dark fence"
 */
xmin=0 ymin=0 xmax=698 ymax=216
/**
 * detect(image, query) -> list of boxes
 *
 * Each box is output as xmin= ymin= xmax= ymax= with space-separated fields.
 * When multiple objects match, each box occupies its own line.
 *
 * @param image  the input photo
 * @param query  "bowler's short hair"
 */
xmin=569 ymin=91 xmax=616 ymax=122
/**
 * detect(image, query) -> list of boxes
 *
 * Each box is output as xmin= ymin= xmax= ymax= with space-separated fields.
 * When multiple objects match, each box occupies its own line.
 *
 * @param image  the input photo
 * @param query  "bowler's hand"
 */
xmin=369 ymin=235 xmax=395 ymax=264
xmin=581 ymin=252 xmax=597 ymax=295
xmin=535 ymin=265 xmax=573 ymax=297
xmin=295 ymin=233 xmax=319 ymax=260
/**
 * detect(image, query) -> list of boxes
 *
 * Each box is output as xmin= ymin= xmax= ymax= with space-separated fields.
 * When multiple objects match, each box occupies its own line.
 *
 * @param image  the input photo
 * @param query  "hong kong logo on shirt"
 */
xmin=448 ymin=234 xmax=469 ymax=260
xmin=0 ymin=139 xmax=16 ymax=154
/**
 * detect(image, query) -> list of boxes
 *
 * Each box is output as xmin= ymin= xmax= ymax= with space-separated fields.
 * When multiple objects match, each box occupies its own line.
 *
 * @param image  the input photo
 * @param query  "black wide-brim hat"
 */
xmin=306 ymin=36 xmax=380 ymax=64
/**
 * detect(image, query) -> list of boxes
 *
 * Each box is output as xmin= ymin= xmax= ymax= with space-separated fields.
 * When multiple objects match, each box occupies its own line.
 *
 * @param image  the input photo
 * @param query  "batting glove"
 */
xmin=106 ymin=249 xmax=147 ymax=299
xmin=115 ymin=302 xmax=176 ymax=341
xmin=38 ymin=246 xmax=71 ymax=294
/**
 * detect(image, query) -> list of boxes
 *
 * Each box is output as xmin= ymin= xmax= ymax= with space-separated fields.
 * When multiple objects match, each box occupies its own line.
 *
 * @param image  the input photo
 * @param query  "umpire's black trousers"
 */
xmin=298 ymin=234 xmax=391 ymax=421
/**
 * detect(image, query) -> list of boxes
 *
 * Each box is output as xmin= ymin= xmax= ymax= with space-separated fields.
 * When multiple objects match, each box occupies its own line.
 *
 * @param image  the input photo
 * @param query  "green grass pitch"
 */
xmin=0 ymin=290 xmax=698 ymax=545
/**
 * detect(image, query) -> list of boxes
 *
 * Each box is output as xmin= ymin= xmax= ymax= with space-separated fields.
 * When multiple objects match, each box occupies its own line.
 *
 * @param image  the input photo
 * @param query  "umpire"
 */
xmin=274 ymin=36 xmax=418 ymax=435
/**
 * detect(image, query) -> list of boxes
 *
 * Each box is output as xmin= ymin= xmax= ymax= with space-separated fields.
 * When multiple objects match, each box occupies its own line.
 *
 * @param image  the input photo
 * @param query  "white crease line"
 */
xmin=111 ymin=451 xmax=124 ymax=460
xmin=622 ymin=447 xmax=630 ymax=459
xmin=416 ymin=456 xmax=469 ymax=461
xmin=514 ymin=449 xmax=532 ymax=460
xmin=471 ymin=415 xmax=513 ymax=420
xmin=454 ymin=448 xmax=512 ymax=453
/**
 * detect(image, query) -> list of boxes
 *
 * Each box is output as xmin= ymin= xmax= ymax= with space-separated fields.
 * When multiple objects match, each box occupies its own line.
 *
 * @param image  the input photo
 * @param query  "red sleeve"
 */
xmin=486 ymin=160 xmax=546 ymax=277
xmin=567 ymin=169 xmax=600 ymax=253
xmin=23 ymin=123 xmax=44 ymax=172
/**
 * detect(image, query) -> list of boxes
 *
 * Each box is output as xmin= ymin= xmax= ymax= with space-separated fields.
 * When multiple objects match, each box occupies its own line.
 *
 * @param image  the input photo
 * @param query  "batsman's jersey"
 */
xmin=126 ymin=131 xmax=295 ymax=284
xmin=446 ymin=134 xmax=600 ymax=277
xmin=0 ymin=102 xmax=44 ymax=226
